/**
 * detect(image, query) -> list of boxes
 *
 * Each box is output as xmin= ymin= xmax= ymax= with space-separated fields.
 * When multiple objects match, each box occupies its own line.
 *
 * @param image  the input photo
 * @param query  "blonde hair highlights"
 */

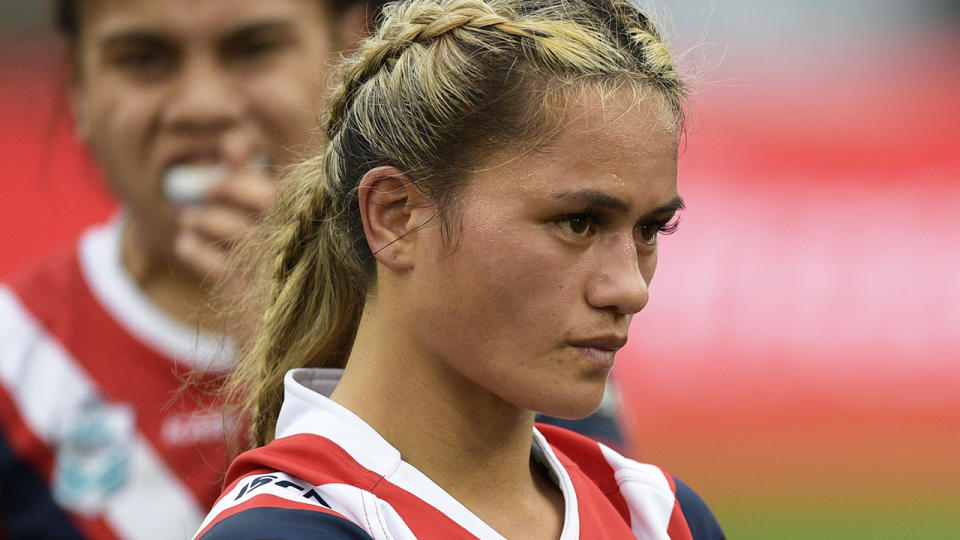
xmin=226 ymin=0 xmax=686 ymax=450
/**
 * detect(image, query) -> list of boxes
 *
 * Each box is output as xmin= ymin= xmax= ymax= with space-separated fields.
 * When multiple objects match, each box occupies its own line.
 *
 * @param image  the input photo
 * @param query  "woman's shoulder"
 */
xmin=195 ymin=434 xmax=380 ymax=540
xmin=2 ymin=239 xmax=84 ymax=325
xmin=194 ymin=447 xmax=372 ymax=540
xmin=1 ymin=221 xmax=115 ymax=350
xmin=0 ymin=242 xmax=87 ymax=409
xmin=194 ymin=497 xmax=373 ymax=540
xmin=536 ymin=422 xmax=725 ymax=540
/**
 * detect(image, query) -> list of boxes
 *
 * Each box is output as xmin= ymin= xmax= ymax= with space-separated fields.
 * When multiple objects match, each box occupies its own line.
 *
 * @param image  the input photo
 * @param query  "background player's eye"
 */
xmin=557 ymin=214 xmax=598 ymax=237
xmin=107 ymin=43 xmax=177 ymax=82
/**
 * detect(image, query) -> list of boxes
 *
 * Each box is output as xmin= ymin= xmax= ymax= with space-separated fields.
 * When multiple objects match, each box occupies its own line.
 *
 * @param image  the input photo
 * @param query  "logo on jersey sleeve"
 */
xmin=232 ymin=474 xmax=332 ymax=507
xmin=52 ymin=399 xmax=135 ymax=515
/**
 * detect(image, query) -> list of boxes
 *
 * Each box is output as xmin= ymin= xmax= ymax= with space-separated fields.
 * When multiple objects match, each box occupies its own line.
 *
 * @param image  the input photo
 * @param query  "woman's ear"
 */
xmin=358 ymin=166 xmax=433 ymax=272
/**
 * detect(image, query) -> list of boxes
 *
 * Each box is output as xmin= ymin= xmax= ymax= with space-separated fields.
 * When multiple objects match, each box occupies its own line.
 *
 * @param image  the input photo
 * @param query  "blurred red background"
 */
xmin=2 ymin=2 xmax=959 ymax=537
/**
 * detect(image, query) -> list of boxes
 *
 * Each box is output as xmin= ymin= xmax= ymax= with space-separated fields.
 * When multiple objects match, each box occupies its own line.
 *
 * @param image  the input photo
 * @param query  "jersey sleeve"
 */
xmin=197 ymin=506 xmax=374 ymax=540
xmin=672 ymin=476 xmax=726 ymax=540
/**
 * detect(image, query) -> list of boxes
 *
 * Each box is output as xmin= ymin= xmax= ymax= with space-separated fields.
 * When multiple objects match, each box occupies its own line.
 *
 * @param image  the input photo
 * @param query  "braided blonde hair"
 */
xmin=226 ymin=0 xmax=686 ymax=450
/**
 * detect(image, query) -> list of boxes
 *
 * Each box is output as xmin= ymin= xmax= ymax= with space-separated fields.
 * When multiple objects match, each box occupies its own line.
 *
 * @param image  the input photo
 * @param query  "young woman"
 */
xmin=196 ymin=0 xmax=724 ymax=538
xmin=0 ymin=1 xmax=379 ymax=538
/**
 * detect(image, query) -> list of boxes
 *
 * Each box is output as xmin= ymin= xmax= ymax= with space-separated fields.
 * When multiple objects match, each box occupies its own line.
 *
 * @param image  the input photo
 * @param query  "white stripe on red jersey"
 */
xmin=77 ymin=217 xmax=234 ymax=370
xmin=0 ymin=218 xmax=233 ymax=539
xmin=195 ymin=368 xmax=724 ymax=539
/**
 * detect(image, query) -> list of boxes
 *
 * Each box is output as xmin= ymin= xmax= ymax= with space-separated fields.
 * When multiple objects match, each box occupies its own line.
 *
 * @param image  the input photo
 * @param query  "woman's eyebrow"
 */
xmin=551 ymin=190 xmax=685 ymax=215
xmin=551 ymin=190 xmax=631 ymax=212
xmin=97 ymin=20 xmax=295 ymax=50
xmin=99 ymin=30 xmax=169 ymax=50
xmin=649 ymin=195 xmax=685 ymax=215
xmin=222 ymin=19 xmax=296 ymax=44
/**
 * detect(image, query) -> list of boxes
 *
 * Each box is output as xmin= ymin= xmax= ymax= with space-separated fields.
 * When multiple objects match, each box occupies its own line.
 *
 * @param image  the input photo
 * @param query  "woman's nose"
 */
xmin=585 ymin=235 xmax=651 ymax=316
xmin=164 ymin=58 xmax=244 ymax=134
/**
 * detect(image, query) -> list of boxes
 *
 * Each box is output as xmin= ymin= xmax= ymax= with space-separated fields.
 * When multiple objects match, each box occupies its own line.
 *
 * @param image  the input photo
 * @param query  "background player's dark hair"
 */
xmin=54 ymin=0 xmax=389 ymax=41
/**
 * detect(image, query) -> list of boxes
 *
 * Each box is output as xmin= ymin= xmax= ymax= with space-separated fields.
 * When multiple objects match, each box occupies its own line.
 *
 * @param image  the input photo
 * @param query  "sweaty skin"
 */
xmin=334 ymin=91 xmax=682 ymax=540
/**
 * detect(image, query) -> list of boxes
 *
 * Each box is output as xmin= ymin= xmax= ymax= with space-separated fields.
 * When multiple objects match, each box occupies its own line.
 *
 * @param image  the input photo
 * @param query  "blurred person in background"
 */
xmin=0 ymin=0 xmax=629 ymax=538
xmin=0 ymin=0 xmax=381 ymax=538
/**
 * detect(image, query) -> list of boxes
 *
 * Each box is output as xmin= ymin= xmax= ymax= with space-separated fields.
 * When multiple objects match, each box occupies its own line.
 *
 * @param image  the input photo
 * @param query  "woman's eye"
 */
xmin=226 ymin=34 xmax=289 ymax=66
xmin=119 ymin=51 xmax=163 ymax=68
xmin=236 ymin=40 xmax=280 ymax=60
xmin=558 ymin=215 xmax=596 ymax=237
xmin=636 ymin=224 xmax=658 ymax=245
xmin=635 ymin=217 xmax=680 ymax=246
xmin=108 ymin=46 xmax=175 ymax=80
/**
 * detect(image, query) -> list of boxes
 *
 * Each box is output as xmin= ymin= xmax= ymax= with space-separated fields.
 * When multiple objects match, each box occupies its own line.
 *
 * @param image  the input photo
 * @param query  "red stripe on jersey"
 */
xmin=195 ymin=492 xmax=354 ymax=538
xmin=0 ymin=317 xmax=118 ymax=540
xmin=204 ymin=465 xmax=280 ymax=514
xmin=536 ymin=423 xmax=632 ymax=522
xmin=535 ymin=425 xmax=637 ymax=539
xmin=8 ymin=248 xmax=227 ymax=511
xmin=69 ymin=515 xmax=121 ymax=540
xmin=227 ymin=434 xmax=479 ymax=539
xmin=0 ymin=384 xmax=53 ymax=478
xmin=659 ymin=467 xmax=694 ymax=540
xmin=0 ymin=401 xmax=119 ymax=540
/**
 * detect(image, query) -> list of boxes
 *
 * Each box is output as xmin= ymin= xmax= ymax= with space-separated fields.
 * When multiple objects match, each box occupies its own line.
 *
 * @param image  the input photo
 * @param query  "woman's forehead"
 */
xmin=462 ymin=95 xmax=680 ymax=211
xmin=562 ymin=89 xmax=676 ymax=144
xmin=484 ymin=91 xmax=678 ymax=174
xmin=79 ymin=0 xmax=327 ymax=41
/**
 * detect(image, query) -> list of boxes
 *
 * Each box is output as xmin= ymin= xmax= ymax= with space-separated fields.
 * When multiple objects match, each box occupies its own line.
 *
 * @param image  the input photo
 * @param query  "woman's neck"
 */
xmin=332 ymin=307 xmax=565 ymax=539
xmin=120 ymin=219 xmax=218 ymax=333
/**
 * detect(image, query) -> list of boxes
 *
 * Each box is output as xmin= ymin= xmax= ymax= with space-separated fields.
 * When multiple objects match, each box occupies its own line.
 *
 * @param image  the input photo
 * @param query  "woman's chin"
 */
xmin=528 ymin=387 xmax=607 ymax=421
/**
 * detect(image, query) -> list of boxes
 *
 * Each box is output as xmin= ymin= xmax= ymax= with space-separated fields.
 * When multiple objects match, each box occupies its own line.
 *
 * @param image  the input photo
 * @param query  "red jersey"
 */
xmin=0 ymin=219 xmax=233 ymax=539
xmin=195 ymin=368 xmax=723 ymax=539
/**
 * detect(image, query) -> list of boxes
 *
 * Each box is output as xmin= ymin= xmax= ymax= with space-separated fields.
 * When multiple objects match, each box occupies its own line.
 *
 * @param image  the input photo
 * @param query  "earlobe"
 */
xmin=358 ymin=166 xmax=431 ymax=272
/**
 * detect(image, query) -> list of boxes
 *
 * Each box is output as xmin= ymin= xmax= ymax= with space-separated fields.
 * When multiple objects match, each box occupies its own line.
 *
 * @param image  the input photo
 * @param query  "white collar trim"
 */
xmin=78 ymin=215 xmax=234 ymax=370
xmin=277 ymin=368 xmax=581 ymax=539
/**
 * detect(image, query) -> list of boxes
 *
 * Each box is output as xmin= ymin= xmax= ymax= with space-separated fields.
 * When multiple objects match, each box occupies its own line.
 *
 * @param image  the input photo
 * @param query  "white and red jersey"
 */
xmin=0 ymin=218 xmax=234 ymax=539
xmin=195 ymin=369 xmax=723 ymax=540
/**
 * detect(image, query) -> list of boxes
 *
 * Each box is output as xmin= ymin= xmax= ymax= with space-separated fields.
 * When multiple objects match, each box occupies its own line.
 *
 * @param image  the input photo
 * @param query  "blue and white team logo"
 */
xmin=53 ymin=399 xmax=135 ymax=515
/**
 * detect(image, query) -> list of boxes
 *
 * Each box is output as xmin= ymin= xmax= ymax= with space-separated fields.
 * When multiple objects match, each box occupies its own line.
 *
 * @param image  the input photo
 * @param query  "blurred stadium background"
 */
xmin=2 ymin=1 xmax=958 ymax=538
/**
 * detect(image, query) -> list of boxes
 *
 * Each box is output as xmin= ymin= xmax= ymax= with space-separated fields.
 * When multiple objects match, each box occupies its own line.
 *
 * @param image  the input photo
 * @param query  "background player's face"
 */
xmin=70 ymin=0 xmax=351 ymax=252
xmin=406 ymin=92 xmax=681 ymax=420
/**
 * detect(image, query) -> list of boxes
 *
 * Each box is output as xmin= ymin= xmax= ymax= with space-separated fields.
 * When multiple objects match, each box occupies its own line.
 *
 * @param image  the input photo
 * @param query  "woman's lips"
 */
xmin=568 ymin=336 xmax=626 ymax=369
xmin=573 ymin=345 xmax=618 ymax=368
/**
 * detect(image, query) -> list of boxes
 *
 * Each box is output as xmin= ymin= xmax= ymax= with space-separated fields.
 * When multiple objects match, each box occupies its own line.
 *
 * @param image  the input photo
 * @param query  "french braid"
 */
xmin=581 ymin=0 xmax=684 ymax=120
xmin=227 ymin=0 xmax=687 ymax=450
